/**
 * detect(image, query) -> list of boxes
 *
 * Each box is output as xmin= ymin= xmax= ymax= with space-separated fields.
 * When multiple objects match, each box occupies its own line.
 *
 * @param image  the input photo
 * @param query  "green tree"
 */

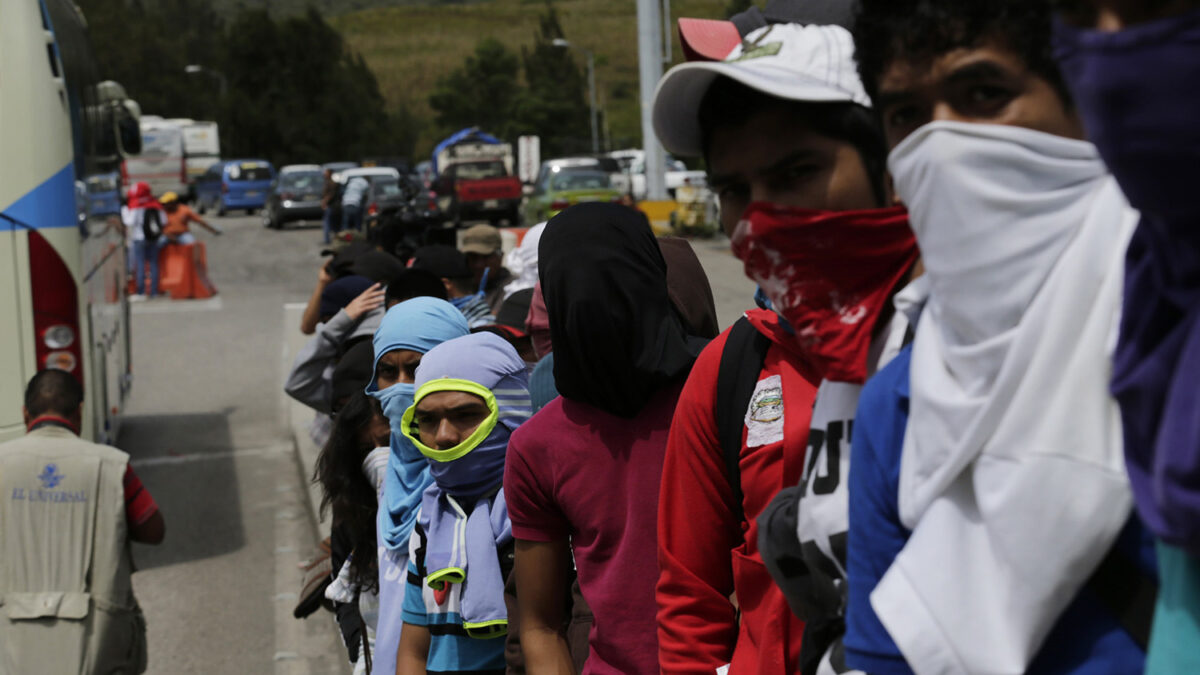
xmin=77 ymin=1 xmax=416 ymax=167
xmin=429 ymin=38 xmax=523 ymax=140
xmin=514 ymin=3 xmax=590 ymax=156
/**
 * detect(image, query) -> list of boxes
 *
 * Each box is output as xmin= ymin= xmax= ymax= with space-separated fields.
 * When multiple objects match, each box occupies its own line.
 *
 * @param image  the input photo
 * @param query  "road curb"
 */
xmin=281 ymin=303 xmax=329 ymax=533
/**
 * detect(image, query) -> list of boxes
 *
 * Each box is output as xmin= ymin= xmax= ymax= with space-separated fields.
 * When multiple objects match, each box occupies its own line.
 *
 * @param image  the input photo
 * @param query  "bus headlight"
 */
xmin=44 ymin=351 xmax=78 ymax=372
xmin=43 ymin=324 xmax=76 ymax=349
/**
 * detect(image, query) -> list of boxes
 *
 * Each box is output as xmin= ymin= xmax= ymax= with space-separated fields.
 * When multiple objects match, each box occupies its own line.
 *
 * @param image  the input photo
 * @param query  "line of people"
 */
xmin=288 ymin=0 xmax=1200 ymax=673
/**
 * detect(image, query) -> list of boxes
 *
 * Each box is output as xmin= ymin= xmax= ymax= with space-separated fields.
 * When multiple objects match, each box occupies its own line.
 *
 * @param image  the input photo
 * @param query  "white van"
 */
xmin=122 ymin=116 xmax=188 ymax=198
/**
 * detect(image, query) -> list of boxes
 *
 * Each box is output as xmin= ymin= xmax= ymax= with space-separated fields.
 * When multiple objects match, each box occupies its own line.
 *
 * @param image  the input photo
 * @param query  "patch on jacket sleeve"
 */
xmin=744 ymin=374 xmax=784 ymax=448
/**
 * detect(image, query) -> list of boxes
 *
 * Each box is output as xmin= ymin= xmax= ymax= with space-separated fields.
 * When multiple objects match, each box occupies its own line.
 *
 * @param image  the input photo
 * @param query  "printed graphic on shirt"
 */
xmin=745 ymin=374 xmax=785 ymax=448
xmin=794 ymin=312 xmax=911 ymax=675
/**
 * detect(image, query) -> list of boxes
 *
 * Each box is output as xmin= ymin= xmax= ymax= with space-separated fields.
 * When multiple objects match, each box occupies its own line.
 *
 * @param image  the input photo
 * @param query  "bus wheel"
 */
xmin=245 ymin=209 xmax=256 ymax=217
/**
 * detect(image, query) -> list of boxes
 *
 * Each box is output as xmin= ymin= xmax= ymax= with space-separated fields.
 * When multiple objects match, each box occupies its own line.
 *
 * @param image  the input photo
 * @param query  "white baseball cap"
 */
xmin=653 ymin=23 xmax=872 ymax=158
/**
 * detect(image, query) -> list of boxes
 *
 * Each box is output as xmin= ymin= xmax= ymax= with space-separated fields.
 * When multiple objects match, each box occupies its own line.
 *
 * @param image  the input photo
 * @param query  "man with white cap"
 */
xmin=652 ymin=15 xmax=920 ymax=675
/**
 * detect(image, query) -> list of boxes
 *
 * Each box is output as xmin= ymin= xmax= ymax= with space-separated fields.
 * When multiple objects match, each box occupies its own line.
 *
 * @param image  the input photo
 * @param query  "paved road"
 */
xmin=118 ymin=213 xmax=754 ymax=674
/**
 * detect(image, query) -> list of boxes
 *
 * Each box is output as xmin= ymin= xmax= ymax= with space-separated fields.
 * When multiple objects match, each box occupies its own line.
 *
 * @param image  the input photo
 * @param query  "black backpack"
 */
xmin=715 ymin=317 xmax=772 ymax=525
xmin=142 ymin=208 xmax=163 ymax=242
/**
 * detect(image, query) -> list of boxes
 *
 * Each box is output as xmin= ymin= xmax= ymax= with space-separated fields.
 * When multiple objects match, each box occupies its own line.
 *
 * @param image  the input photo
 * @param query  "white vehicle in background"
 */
xmin=170 ymin=119 xmax=221 ymax=200
xmin=2 ymin=0 xmax=143 ymax=443
xmin=608 ymin=148 xmax=707 ymax=200
xmin=122 ymin=116 xmax=188 ymax=199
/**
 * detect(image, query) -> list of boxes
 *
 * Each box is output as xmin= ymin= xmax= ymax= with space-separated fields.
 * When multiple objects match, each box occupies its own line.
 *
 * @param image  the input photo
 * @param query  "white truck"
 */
xmin=170 ymin=119 xmax=221 ymax=200
xmin=122 ymin=116 xmax=188 ymax=198
xmin=609 ymin=148 xmax=707 ymax=200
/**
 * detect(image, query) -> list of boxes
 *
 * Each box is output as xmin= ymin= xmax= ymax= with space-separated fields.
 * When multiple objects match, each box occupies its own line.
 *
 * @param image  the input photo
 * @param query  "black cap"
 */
xmin=411 ymin=245 xmax=470 ymax=279
xmin=331 ymin=340 xmax=375 ymax=412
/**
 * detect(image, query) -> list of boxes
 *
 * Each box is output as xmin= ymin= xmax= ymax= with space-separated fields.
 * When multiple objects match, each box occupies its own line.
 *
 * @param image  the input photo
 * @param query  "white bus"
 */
xmin=123 ymin=116 xmax=188 ymax=200
xmin=0 ymin=0 xmax=142 ymax=443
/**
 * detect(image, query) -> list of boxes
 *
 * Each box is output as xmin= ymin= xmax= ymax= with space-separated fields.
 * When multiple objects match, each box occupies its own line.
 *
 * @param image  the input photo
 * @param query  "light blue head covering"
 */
xmin=367 ymin=297 xmax=470 ymax=394
xmin=369 ymin=297 xmax=470 ymax=551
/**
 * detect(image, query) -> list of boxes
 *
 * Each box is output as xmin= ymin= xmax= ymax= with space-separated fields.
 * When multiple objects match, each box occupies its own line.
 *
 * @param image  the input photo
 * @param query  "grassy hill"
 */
xmin=329 ymin=0 xmax=728 ymax=158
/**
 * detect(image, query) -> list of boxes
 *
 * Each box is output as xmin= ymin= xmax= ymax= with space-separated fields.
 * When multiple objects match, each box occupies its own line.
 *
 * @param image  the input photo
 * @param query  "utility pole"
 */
xmin=637 ymin=0 xmax=667 ymax=200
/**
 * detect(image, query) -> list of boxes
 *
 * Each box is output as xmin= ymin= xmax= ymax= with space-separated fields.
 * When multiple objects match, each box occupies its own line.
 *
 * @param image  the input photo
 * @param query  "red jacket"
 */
xmin=657 ymin=309 xmax=821 ymax=674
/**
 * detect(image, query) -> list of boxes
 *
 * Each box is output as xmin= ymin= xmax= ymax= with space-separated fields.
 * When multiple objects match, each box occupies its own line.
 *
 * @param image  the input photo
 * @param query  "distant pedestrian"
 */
xmin=122 ymin=181 xmax=165 ymax=299
xmin=0 ymin=370 xmax=164 ymax=674
xmin=459 ymin=224 xmax=511 ymax=314
xmin=160 ymin=192 xmax=221 ymax=245
xmin=411 ymin=246 xmax=496 ymax=328
xmin=343 ymin=176 xmax=370 ymax=234
xmin=322 ymin=169 xmax=339 ymax=244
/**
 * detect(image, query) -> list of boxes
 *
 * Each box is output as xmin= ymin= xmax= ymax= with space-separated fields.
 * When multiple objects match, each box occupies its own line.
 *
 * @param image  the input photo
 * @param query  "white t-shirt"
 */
xmin=795 ymin=311 xmax=911 ymax=675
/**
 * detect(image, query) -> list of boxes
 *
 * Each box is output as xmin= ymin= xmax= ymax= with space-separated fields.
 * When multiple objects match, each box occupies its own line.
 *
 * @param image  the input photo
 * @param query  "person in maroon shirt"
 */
xmin=504 ymin=203 xmax=707 ymax=674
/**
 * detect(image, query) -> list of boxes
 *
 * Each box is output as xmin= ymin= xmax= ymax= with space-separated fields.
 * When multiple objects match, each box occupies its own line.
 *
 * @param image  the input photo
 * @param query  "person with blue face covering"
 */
xmin=1054 ymin=3 xmax=1200 ymax=672
xmin=366 ymin=297 xmax=469 ymax=675
xmin=393 ymin=332 xmax=530 ymax=675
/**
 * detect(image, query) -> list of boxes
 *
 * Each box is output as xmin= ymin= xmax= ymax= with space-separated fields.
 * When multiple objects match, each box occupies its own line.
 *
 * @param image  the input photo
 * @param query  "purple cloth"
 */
xmin=1055 ymin=11 xmax=1200 ymax=556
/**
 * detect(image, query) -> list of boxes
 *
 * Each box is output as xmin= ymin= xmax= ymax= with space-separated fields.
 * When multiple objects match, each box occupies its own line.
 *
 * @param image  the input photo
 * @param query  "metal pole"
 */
xmin=637 ymin=0 xmax=667 ymax=200
xmin=587 ymin=51 xmax=599 ymax=155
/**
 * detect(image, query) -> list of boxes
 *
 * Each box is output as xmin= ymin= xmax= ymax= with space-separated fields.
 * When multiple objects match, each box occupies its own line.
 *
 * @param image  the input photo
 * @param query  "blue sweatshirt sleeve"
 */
xmin=844 ymin=348 xmax=916 ymax=675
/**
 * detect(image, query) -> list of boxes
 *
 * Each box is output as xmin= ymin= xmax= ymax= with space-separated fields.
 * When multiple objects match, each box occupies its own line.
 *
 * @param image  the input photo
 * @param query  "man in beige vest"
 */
xmin=0 ymin=370 xmax=164 ymax=674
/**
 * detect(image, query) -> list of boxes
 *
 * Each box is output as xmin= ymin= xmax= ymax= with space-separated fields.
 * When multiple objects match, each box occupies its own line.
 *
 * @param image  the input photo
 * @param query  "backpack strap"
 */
xmin=715 ymin=316 xmax=772 ymax=526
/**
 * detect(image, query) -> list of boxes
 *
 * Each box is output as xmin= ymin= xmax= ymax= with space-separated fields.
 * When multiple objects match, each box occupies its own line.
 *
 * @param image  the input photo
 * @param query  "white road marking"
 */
xmin=131 ymin=296 xmax=224 ymax=314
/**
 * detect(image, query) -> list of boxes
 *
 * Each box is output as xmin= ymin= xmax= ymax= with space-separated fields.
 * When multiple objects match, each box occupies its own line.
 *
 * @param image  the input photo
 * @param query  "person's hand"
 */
xmin=318 ymin=261 xmax=333 ymax=285
xmin=344 ymin=283 xmax=385 ymax=321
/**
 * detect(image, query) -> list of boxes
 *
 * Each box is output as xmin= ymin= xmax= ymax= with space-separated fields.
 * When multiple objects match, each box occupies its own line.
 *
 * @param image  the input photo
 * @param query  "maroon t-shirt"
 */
xmin=505 ymin=382 xmax=684 ymax=675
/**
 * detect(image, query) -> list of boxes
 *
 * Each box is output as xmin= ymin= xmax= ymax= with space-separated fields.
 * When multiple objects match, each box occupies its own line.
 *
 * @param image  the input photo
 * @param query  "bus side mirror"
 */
xmin=116 ymin=101 xmax=142 ymax=157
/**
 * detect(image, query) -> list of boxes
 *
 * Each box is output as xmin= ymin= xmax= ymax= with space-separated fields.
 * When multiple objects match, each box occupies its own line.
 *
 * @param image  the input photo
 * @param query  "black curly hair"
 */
xmin=853 ymin=0 xmax=1071 ymax=106
xmin=315 ymin=391 xmax=383 ymax=593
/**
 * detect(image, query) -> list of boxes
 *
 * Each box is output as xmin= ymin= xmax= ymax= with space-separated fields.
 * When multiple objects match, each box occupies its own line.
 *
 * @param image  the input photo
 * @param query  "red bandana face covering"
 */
xmin=732 ymin=203 xmax=920 ymax=383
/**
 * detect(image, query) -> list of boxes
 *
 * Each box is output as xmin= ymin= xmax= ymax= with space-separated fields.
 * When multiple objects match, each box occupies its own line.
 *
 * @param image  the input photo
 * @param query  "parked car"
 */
xmin=523 ymin=165 xmax=622 ymax=224
xmin=263 ymin=165 xmax=325 ymax=229
xmin=628 ymin=155 xmax=707 ymax=200
xmin=531 ymin=156 xmax=630 ymax=197
xmin=195 ymin=159 xmax=276 ymax=216
xmin=327 ymin=167 xmax=401 ymax=229
xmin=322 ymin=161 xmax=358 ymax=179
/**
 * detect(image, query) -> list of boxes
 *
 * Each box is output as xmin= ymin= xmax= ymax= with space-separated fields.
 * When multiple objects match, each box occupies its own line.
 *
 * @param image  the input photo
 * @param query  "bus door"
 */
xmin=0 ymin=228 xmax=27 ymax=438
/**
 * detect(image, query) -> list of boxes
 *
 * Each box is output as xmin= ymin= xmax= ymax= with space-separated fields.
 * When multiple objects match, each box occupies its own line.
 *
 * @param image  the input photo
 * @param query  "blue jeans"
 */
xmin=322 ymin=208 xmax=336 ymax=244
xmin=342 ymin=204 xmax=362 ymax=233
xmin=132 ymin=239 xmax=160 ymax=296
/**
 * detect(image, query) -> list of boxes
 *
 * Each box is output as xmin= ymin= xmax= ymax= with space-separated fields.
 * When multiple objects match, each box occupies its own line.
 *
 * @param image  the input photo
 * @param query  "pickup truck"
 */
xmin=435 ymin=158 xmax=522 ymax=226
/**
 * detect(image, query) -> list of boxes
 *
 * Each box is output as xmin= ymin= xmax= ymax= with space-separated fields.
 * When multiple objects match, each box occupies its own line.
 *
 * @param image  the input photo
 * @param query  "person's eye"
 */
xmin=716 ymin=183 xmax=749 ymax=203
xmin=886 ymin=105 xmax=920 ymax=130
xmin=967 ymin=85 xmax=1012 ymax=106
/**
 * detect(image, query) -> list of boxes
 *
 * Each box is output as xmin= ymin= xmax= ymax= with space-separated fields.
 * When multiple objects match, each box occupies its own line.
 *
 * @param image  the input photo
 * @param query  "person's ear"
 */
xmin=22 ymin=407 xmax=31 ymax=427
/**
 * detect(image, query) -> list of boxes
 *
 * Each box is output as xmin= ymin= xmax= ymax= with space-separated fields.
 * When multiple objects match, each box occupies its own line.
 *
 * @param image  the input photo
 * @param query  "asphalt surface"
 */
xmin=117 ymin=213 xmax=754 ymax=674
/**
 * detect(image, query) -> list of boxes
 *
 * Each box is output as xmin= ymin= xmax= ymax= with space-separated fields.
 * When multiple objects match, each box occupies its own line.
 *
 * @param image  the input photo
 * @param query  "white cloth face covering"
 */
xmin=872 ymin=121 xmax=1138 ymax=675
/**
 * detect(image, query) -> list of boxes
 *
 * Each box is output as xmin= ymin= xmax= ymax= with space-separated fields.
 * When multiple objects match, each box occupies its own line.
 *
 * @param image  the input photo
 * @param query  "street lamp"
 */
xmin=552 ymin=39 xmax=600 ymax=155
xmin=184 ymin=64 xmax=228 ymax=98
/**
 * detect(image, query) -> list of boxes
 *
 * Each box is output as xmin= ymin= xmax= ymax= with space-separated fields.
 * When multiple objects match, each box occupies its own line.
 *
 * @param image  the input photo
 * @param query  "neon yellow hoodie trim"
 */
xmin=400 ymin=378 xmax=498 ymax=463
xmin=463 ymin=619 xmax=509 ymax=639
xmin=426 ymin=566 xmax=465 ymax=591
